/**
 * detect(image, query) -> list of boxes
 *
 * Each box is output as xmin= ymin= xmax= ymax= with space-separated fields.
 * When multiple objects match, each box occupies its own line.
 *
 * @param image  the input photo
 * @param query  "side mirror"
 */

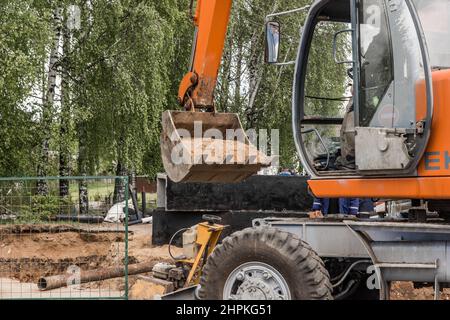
xmin=265 ymin=21 xmax=280 ymax=64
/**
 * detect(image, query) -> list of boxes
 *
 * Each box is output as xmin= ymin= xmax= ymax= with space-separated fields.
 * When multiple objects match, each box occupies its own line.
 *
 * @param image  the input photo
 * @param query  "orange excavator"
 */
xmin=158 ymin=0 xmax=450 ymax=300
xmin=162 ymin=0 xmax=450 ymax=206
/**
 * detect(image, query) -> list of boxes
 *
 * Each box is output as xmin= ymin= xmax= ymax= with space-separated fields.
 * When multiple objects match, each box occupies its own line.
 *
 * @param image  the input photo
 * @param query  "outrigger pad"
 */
xmin=161 ymin=111 xmax=271 ymax=183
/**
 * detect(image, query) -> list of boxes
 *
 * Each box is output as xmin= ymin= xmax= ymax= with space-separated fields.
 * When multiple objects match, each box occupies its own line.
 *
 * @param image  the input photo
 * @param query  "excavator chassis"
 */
xmin=159 ymin=217 xmax=450 ymax=300
xmin=253 ymin=218 xmax=450 ymax=300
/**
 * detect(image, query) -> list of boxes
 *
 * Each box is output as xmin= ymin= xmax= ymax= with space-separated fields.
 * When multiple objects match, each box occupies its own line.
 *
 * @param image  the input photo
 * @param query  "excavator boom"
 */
xmin=178 ymin=0 xmax=232 ymax=111
xmin=161 ymin=0 xmax=270 ymax=183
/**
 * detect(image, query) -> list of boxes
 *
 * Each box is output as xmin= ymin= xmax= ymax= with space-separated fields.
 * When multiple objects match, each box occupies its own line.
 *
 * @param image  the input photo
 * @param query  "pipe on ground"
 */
xmin=128 ymin=217 xmax=153 ymax=226
xmin=37 ymin=261 xmax=156 ymax=291
xmin=51 ymin=215 xmax=105 ymax=224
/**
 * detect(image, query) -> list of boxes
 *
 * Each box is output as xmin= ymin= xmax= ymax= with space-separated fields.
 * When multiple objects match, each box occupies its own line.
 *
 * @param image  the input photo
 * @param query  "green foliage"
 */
xmin=0 ymin=0 xmax=191 ymax=180
xmin=0 ymin=1 xmax=52 ymax=177
xmin=216 ymin=0 xmax=350 ymax=171
xmin=65 ymin=0 xmax=191 ymax=179
xmin=18 ymin=195 xmax=61 ymax=222
xmin=0 ymin=0 xmax=348 ymax=180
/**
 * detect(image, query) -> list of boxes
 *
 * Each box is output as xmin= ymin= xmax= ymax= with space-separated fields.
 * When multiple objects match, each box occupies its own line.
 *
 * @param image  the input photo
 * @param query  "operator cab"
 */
xmin=267 ymin=0 xmax=435 ymax=179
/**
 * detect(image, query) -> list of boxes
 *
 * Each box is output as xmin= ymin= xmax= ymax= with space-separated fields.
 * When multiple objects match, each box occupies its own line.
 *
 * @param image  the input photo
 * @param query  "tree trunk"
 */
xmin=233 ymin=42 xmax=243 ymax=113
xmin=77 ymin=121 xmax=89 ymax=215
xmin=244 ymin=2 xmax=280 ymax=128
xmin=59 ymin=17 xmax=71 ymax=198
xmin=113 ymin=160 xmax=127 ymax=204
xmin=219 ymin=36 xmax=233 ymax=113
xmin=37 ymin=7 xmax=62 ymax=195
xmin=246 ymin=53 xmax=264 ymax=128
xmin=76 ymin=1 xmax=94 ymax=214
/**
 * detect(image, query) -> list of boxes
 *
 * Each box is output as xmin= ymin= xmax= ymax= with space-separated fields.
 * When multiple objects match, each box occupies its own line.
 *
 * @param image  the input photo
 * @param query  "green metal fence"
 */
xmin=0 ymin=176 xmax=129 ymax=300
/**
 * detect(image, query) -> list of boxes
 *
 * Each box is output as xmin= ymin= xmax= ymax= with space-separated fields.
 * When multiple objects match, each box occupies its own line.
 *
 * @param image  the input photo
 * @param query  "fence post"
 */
xmin=124 ymin=176 xmax=129 ymax=300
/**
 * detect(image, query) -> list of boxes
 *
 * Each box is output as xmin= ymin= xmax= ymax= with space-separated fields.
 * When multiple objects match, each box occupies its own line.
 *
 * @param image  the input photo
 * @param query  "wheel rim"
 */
xmin=223 ymin=261 xmax=291 ymax=300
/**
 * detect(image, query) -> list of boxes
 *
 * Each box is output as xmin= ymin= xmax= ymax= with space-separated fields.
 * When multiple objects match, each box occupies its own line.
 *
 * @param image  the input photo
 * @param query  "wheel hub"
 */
xmin=237 ymin=278 xmax=277 ymax=300
xmin=224 ymin=262 xmax=291 ymax=300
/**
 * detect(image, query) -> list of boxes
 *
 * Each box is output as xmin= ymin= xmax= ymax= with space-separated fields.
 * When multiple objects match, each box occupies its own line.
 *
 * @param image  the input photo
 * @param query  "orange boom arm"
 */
xmin=178 ymin=0 xmax=233 ymax=111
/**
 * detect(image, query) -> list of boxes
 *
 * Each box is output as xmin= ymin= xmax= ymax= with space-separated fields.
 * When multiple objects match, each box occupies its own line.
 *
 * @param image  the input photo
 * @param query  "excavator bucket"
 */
xmin=161 ymin=111 xmax=271 ymax=183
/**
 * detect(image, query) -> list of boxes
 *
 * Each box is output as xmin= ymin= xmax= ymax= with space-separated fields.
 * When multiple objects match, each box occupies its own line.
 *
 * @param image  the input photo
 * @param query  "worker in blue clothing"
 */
xmin=359 ymin=198 xmax=375 ymax=213
xmin=310 ymin=197 xmax=362 ymax=217
xmin=311 ymin=198 xmax=331 ymax=216
xmin=279 ymin=168 xmax=295 ymax=176
xmin=339 ymin=198 xmax=360 ymax=215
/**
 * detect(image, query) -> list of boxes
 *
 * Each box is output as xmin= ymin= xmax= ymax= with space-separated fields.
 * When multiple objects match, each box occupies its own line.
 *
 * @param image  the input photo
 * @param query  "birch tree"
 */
xmin=0 ymin=1 xmax=52 ymax=177
xmin=37 ymin=7 xmax=63 ymax=195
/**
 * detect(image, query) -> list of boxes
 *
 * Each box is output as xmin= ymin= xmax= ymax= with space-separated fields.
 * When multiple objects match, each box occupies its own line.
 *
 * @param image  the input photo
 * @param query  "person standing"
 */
xmin=339 ymin=198 xmax=360 ymax=216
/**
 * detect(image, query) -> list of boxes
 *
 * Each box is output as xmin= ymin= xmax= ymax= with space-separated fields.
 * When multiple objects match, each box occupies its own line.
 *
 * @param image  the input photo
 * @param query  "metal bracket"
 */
xmin=344 ymin=224 xmax=389 ymax=300
xmin=265 ymin=5 xmax=311 ymax=21
xmin=375 ymin=262 xmax=438 ymax=269
xmin=434 ymin=259 xmax=441 ymax=300
xmin=435 ymin=274 xmax=441 ymax=300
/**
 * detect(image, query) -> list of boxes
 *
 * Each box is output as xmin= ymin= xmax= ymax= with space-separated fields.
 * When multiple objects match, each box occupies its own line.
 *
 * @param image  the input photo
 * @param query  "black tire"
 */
xmin=199 ymin=227 xmax=333 ymax=300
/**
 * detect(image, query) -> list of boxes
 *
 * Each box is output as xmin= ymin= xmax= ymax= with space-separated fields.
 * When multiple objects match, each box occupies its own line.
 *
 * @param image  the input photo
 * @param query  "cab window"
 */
xmin=358 ymin=0 xmax=394 ymax=127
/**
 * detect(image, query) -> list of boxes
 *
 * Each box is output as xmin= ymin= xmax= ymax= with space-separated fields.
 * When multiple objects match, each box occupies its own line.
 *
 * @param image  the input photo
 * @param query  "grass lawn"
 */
xmin=68 ymin=180 xmax=157 ymax=208
xmin=69 ymin=180 xmax=116 ymax=202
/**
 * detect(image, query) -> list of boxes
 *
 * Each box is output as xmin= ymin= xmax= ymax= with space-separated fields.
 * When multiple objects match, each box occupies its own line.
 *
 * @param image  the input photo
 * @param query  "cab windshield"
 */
xmin=413 ymin=0 xmax=450 ymax=68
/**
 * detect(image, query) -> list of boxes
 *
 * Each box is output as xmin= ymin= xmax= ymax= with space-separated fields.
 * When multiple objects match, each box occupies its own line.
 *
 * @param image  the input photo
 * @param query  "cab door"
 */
xmin=353 ymin=0 xmax=433 ymax=175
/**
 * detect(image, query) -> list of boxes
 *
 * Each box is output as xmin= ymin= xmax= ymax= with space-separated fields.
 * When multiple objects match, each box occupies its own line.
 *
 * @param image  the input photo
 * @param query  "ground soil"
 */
xmin=128 ymin=278 xmax=167 ymax=300
xmin=0 ymin=223 xmax=181 ymax=298
xmin=390 ymin=282 xmax=450 ymax=300
xmin=181 ymin=137 xmax=268 ymax=164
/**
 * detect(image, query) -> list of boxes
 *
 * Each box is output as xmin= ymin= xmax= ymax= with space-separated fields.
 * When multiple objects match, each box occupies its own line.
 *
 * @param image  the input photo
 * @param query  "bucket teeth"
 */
xmin=161 ymin=111 xmax=271 ymax=183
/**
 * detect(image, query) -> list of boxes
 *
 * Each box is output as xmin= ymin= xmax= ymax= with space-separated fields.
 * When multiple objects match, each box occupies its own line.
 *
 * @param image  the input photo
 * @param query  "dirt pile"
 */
xmin=391 ymin=282 xmax=450 ymax=300
xmin=0 ymin=223 xmax=180 ymax=296
xmin=180 ymin=137 xmax=269 ymax=164
xmin=0 ymin=224 xmax=128 ymax=282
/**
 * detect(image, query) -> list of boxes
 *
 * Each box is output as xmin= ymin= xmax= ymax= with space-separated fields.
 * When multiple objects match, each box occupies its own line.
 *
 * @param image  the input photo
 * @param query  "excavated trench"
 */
xmin=0 ymin=225 xmax=135 ymax=284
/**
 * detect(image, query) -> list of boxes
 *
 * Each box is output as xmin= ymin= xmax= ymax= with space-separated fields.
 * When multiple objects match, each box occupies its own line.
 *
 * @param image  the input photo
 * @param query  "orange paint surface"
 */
xmin=418 ymin=69 xmax=450 ymax=176
xmin=178 ymin=0 xmax=233 ymax=107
